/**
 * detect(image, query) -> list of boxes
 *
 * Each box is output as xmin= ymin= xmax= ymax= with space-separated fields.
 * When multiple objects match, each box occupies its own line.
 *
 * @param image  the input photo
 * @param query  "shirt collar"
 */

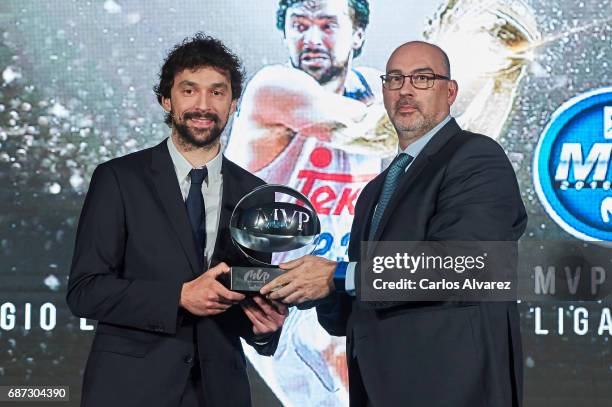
xmin=400 ymin=115 xmax=452 ymax=158
xmin=166 ymin=137 xmax=223 ymax=183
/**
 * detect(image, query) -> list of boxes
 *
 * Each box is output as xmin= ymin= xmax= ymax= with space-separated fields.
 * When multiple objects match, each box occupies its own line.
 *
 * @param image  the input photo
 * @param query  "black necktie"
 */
xmin=186 ymin=168 xmax=207 ymax=269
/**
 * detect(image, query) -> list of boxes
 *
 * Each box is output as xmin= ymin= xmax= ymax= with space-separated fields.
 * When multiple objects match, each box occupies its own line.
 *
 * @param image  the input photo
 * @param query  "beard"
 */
xmin=172 ymin=110 xmax=225 ymax=150
xmin=313 ymin=64 xmax=347 ymax=85
xmin=392 ymin=99 xmax=436 ymax=135
xmin=295 ymin=48 xmax=348 ymax=85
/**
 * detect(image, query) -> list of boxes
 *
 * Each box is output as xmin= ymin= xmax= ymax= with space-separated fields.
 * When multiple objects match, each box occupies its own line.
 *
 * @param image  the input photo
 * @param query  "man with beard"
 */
xmin=67 ymin=33 xmax=287 ymax=407
xmin=224 ymin=1 xmax=395 ymax=405
xmin=263 ymin=41 xmax=527 ymax=407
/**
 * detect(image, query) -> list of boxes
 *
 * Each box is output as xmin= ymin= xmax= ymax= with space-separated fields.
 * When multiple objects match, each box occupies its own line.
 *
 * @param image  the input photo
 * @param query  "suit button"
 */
xmin=184 ymin=355 xmax=194 ymax=364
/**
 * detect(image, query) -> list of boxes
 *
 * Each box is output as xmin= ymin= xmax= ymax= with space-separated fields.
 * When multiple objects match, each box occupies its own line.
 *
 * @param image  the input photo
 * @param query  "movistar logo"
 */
xmin=534 ymin=88 xmax=612 ymax=241
xmin=554 ymin=141 xmax=612 ymax=188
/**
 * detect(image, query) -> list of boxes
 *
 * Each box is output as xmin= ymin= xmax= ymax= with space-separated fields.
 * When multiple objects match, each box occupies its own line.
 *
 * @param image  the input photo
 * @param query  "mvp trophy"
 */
xmin=227 ymin=184 xmax=321 ymax=292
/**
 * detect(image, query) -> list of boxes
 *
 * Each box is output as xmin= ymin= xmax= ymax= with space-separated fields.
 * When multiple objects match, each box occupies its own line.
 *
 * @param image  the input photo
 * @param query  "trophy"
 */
xmin=226 ymin=184 xmax=321 ymax=292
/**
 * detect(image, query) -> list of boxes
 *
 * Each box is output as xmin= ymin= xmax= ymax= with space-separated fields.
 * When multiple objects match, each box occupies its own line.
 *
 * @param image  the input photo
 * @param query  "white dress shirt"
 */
xmin=167 ymin=137 xmax=223 ymax=267
xmin=344 ymin=115 xmax=452 ymax=294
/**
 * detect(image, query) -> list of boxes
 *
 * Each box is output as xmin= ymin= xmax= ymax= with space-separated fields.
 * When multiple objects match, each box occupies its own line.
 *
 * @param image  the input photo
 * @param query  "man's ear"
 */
xmin=352 ymin=27 xmax=365 ymax=52
xmin=161 ymin=97 xmax=172 ymax=113
xmin=230 ymin=99 xmax=238 ymax=115
xmin=447 ymin=80 xmax=459 ymax=105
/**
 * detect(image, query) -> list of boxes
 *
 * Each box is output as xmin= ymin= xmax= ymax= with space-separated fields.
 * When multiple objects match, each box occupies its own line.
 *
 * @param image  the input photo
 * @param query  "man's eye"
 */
xmin=212 ymin=90 xmax=223 ymax=96
xmin=294 ymin=23 xmax=307 ymax=32
xmin=183 ymin=89 xmax=194 ymax=95
xmin=322 ymin=23 xmax=337 ymax=32
xmin=389 ymin=75 xmax=403 ymax=83
xmin=415 ymin=75 xmax=431 ymax=81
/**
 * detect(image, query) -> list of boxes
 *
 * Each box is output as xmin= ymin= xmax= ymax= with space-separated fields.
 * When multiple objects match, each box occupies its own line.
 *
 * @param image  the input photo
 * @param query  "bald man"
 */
xmin=261 ymin=41 xmax=527 ymax=406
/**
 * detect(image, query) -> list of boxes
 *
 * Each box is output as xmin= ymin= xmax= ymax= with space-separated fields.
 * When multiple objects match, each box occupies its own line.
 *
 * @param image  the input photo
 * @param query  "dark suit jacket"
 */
xmin=317 ymin=119 xmax=527 ymax=407
xmin=67 ymin=139 xmax=279 ymax=407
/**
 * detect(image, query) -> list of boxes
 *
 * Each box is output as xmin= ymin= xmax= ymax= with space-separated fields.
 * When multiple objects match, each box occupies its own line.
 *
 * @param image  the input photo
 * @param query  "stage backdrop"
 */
xmin=1 ymin=1 xmax=611 ymax=406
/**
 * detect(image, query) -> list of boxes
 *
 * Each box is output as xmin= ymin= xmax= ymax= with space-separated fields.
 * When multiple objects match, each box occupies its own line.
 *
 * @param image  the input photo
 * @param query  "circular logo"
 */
xmin=309 ymin=147 xmax=332 ymax=168
xmin=533 ymin=87 xmax=612 ymax=241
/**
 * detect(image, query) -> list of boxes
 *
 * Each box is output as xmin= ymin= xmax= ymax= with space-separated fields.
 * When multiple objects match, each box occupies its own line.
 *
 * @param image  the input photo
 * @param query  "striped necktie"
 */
xmin=368 ymin=153 xmax=414 ymax=241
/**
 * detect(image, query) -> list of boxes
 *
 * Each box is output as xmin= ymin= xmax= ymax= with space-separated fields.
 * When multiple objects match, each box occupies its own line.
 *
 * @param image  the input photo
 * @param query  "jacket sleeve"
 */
xmin=66 ymin=163 xmax=183 ymax=334
xmin=315 ymin=291 xmax=353 ymax=336
xmin=316 ymin=200 xmax=364 ymax=336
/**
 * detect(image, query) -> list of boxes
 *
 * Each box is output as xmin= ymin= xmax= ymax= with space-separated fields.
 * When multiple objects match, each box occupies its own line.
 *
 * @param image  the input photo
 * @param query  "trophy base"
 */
xmin=226 ymin=266 xmax=287 ymax=292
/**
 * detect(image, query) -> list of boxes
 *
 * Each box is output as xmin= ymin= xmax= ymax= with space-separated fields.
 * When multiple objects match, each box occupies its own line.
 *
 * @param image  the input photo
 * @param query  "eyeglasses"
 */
xmin=380 ymin=72 xmax=451 ymax=90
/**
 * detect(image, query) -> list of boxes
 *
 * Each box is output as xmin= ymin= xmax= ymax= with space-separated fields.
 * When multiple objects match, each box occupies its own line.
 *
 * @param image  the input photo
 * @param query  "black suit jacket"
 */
xmin=67 ymin=140 xmax=279 ymax=407
xmin=317 ymin=119 xmax=527 ymax=407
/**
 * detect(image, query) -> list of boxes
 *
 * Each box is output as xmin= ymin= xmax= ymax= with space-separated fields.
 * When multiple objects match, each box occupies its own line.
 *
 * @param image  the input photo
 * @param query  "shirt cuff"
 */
xmin=334 ymin=261 xmax=356 ymax=296
xmin=252 ymin=332 xmax=275 ymax=345
xmin=345 ymin=262 xmax=357 ymax=296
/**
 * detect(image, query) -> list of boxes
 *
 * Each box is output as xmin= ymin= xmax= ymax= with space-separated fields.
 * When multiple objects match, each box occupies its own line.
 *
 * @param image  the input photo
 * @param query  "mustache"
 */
xmin=299 ymin=47 xmax=331 ymax=59
xmin=395 ymin=98 xmax=420 ymax=111
xmin=182 ymin=111 xmax=219 ymax=123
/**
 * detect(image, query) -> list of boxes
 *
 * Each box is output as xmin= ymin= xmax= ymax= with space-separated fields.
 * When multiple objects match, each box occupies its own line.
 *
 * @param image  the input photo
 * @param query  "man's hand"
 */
xmin=241 ymin=295 xmax=288 ymax=336
xmin=180 ymin=262 xmax=245 ymax=316
xmin=260 ymin=255 xmax=337 ymax=304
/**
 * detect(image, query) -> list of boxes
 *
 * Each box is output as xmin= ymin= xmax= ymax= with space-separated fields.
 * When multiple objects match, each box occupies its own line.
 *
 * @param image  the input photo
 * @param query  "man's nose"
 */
xmin=398 ymin=76 xmax=416 ymax=96
xmin=194 ymin=92 xmax=211 ymax=111
xmin=303 ymin=25 xmax=324 ymax=46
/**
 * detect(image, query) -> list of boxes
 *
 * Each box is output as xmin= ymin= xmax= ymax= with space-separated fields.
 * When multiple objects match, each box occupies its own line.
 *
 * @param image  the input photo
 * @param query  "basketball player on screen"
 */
xmin=226 ymin=1 xmax=387 ymax=405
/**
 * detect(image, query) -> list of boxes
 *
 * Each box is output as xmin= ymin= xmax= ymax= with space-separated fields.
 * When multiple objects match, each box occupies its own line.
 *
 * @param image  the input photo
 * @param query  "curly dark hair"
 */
xmin=276 ymin=0 xmax=370 ymax=57
xmin=154 ymin=33 xmax=245 ymax=126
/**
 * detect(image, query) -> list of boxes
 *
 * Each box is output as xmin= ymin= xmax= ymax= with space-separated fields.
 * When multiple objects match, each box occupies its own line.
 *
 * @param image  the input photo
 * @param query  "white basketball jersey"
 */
xmin=227 ymin=67 xmax=384 ymax=407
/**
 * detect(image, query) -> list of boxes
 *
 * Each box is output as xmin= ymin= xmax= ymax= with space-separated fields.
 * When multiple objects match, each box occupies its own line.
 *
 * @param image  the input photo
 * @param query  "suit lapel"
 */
xmin=358 ymin=173 xmax=386 ymax=244
xmin=371 ymin=119 xmax=462 ymax=244
xmin=150 ymin=140 xmax=201 ymax=276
